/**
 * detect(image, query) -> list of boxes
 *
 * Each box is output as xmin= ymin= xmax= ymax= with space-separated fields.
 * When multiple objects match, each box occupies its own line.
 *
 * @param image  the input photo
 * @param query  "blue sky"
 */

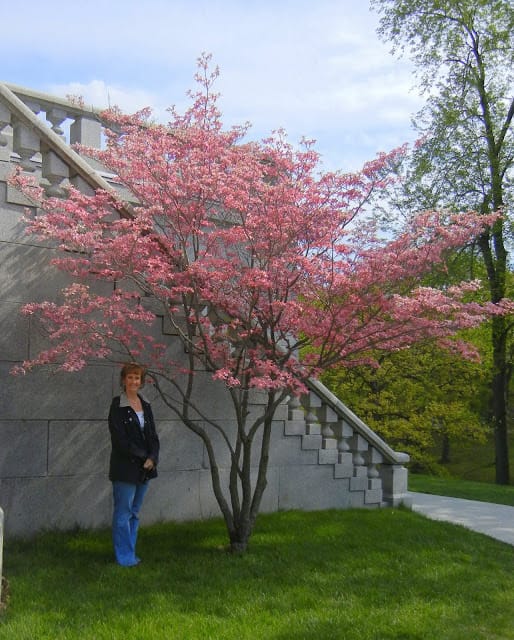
xmin=2 ymin=0 xmax=423 ymax=172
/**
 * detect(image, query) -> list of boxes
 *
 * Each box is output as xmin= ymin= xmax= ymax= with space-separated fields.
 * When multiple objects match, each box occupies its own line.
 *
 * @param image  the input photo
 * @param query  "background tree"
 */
xmin=321 ymin=233 xmax=495 ymax=476
xmin=11 ymin=56 xmax=502 ymax=551
xmin=323 ymin=340 xmax=489 ymax=474
xmin=371 ymin=0 xmax=514 ymax=483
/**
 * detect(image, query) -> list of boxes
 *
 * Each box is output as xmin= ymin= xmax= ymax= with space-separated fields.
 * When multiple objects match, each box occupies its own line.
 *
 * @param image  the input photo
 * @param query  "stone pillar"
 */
xmin=380 ymin=464 xmax=412 ymax=507
xmin=46 ymin=107 xmax=67 ymax=137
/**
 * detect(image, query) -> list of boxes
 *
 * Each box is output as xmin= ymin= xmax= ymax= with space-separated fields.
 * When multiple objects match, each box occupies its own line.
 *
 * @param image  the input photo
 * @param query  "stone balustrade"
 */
xmin=1 ymin=82 xmax=103 ymax=150
xmin=287 ymin=379 xmax=410 ymax=508
xmin=0 ymin=82 xmax=112 ymax=199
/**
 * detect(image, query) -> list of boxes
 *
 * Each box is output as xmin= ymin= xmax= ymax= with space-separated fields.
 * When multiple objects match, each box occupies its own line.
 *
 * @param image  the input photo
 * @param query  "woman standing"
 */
xmin=108 ymin=363 xmax=160 ymax=567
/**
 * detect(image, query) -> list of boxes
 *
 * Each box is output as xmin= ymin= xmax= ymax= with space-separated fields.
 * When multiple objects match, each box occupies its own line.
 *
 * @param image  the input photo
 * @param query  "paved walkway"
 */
xmin=409 ymin=492 xmax=514 ymax=546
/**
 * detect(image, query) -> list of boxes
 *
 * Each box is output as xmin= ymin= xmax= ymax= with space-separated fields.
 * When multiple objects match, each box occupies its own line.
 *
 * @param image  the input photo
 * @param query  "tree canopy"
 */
xmin=371 ymin=0 xmax=514 ymax=483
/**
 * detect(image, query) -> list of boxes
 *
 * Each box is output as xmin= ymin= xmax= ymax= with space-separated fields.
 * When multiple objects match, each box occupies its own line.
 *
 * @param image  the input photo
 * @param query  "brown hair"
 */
xmin=120 ymin=363 xmax=146 ymax=387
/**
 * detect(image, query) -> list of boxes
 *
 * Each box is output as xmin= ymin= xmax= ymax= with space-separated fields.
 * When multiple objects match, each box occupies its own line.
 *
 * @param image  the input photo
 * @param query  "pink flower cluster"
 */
xmin=10 ymin=54 xmax=504 ymax=394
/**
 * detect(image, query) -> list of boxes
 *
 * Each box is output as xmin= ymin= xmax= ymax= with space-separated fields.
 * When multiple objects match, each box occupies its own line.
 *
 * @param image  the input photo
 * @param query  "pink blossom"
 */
xmin=9 ymin=56 xmax=504 ymax=394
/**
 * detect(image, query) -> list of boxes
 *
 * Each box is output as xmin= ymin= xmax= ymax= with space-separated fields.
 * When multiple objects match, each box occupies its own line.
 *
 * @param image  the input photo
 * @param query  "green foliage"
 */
xmin=3 ymin=511 xmax=514 ymax=639
xmin=320 ymin=249 xmax=496 ymax=473
xmin=371 ymin=0 xmax=514 ymax=89
xmin=323 ymin=341 xmax=489 ymax=472
xmin=410 ymin=473 xmax=514 ymax=505
xmin=370 ymin=0 xmax=514 ymax=483
xmin=371 ymin=0 xmax=514 ymax=220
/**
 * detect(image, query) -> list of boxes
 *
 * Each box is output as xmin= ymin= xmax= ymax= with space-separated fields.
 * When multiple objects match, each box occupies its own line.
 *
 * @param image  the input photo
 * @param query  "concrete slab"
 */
xmin=410 ymin=492 xmax=514 ymax=546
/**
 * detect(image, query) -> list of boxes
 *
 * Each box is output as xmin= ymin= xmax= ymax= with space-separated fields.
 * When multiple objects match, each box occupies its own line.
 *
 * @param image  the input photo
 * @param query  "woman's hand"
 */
xmin=143 ymin=458 xmax=155 ymax=471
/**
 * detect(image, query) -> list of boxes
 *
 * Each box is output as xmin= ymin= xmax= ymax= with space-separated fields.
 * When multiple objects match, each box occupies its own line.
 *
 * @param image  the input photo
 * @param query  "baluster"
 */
xmin=321 ymin=421 xmax=335 ymax=439
xmin=285 ymin=395 xmax=306 ymax=436
xmin=288 ymin=395 xmax=303 ymax=420
xmin=305 ymin=408 xmax=320 ymax=435
xmin=46 ymin=107 xmax=67 ymax=138
xmin=12 ymin=99 xmax=40 ymax=171
xmin=318 ymin=403 xmax=338 ymax=463
xmin=0 ymin=103 xmax=11 ymax=160
xmin=349 ymin=433 xmax=369 ymax=492
xmin=302 ymin=391 xmax=322 ymax=434
xmin=12 ymin=120 xmax=40 ymax=171
xmin=300 ymin=394 xmax=322 ymax=450
xmin=334 ymin=419 xmax=354 ymax=478
xmin=42 ymin=149 xmax=69 ymax=196
xmin=364 ymin=448 xmax=383 ymax=504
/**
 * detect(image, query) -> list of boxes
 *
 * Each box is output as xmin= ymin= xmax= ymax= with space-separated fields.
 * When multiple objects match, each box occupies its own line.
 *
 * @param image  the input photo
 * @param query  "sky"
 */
xmin=2 ymin=0 xmax=424 ymax=172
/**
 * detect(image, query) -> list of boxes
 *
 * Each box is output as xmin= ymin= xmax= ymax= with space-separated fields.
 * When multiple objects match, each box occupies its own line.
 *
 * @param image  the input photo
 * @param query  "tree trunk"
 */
xmin=228 ymin=522 xmax=253 ymax=553
xmin=478 ymin=228 xmax=510 ymax=485
xmin=440 ymin=433 xmax=451 ymax=464
xmin=492 ymin=316 xmax=510 ymax=484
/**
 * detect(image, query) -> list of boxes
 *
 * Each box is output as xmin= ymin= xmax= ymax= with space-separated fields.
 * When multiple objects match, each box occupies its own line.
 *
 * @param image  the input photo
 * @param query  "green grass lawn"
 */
xmin=2 ymin=507 xmax=514 ymax=640
xmin=409 ymin=472 xmax=514 ymax=506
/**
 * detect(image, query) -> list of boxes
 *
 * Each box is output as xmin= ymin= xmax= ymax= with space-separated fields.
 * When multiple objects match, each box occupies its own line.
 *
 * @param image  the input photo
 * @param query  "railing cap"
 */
xmin=3 ymin=82 xmax=104 ymax=121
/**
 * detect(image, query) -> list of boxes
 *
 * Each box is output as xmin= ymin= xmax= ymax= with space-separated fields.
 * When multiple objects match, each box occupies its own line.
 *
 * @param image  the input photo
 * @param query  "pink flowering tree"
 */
xmin=11 ymin=56 xmax=503 ymax=551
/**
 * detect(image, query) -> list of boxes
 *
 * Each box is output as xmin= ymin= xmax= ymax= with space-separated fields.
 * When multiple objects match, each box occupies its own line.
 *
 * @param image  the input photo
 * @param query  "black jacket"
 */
xmin=108 ymin=392 xmax=160 ymax=484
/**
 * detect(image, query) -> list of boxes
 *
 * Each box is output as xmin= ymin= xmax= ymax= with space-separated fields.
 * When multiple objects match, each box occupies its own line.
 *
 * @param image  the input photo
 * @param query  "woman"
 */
xmin=108 ymin=363 xmax=160 ymax=567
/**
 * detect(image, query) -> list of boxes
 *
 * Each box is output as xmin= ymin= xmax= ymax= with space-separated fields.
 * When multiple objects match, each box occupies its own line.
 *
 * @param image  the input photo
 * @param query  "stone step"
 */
xmin=318 ymin=449 xmax=338 ymax=464
xmin=284 ymin=420 xmax=306 ymax=436
xmin=302 ymin=434 xmax=323 ymax=450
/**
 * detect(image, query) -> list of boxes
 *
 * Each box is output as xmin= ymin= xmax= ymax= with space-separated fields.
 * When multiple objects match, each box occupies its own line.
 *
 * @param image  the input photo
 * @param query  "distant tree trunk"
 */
xmin=479 ymin=217 xmax=510 ymax=484
xmin=440 ymin=433 xmax=451 ymax=464
xmin=492 ymin=316 xmax=510 ymax=484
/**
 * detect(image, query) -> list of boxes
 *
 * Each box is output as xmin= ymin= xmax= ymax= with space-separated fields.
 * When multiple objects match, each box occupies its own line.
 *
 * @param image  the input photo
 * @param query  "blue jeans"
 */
xmin=112 ymin=481 xmax=149 ymax=566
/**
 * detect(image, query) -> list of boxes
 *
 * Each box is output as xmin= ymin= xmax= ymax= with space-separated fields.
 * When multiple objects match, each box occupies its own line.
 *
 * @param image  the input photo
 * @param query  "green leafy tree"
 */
xmin=371 ymin=0 xmax=514 ymax=483
xmin=323 ymin=341 xmax=489 ymax=473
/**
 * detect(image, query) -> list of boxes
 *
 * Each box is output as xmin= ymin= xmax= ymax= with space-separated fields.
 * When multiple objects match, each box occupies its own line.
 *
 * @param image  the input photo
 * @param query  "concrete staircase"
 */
xmin=285 ymin=379 xmax=410 ymax=508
